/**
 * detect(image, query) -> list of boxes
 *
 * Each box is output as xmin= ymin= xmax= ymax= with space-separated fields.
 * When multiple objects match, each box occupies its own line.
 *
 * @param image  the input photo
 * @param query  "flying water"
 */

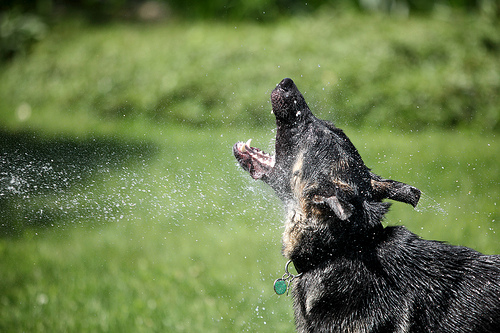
xmin=0 ymin=141 xmax=281 ymax=234
xmin=414 ymin=191 xmax=448 ymax=216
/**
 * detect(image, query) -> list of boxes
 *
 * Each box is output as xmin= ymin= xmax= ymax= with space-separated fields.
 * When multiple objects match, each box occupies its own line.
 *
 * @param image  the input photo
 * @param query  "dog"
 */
xmin=233 ymin=78 xmax=500 ymax=332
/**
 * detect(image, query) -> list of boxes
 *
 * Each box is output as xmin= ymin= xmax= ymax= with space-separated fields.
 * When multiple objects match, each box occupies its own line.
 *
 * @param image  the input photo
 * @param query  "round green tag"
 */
xmin=273 ymin=279 xmax=287 ymax=295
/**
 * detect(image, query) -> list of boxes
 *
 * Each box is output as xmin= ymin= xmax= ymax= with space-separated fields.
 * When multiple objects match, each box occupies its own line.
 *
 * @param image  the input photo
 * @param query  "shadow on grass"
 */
xmin=0 ymin=130 xmax=158 ymax=237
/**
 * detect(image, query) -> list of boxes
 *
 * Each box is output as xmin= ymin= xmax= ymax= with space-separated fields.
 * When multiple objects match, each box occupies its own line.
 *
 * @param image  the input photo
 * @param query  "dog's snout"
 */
xmin=279 ymin=78 xmax=295 ymax=91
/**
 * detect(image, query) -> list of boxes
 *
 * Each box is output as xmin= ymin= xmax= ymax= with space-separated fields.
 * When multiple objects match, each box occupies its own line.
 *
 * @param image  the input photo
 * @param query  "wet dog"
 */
xmin=233 ymin=78 xmax=500 ymax=332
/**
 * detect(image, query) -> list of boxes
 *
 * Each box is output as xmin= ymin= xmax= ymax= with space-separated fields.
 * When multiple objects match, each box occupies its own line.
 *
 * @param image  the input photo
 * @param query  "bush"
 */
xmin=0 ymin=12 xmax=498 ymax=133
xmin=1 ymin=0 xmax=497 ymax=22
xmin=0 ymin=11 xmax=47 ymax=60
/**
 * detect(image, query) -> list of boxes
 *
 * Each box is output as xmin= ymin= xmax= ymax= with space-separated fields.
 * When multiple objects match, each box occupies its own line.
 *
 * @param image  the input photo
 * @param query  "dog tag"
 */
xmin=274 ymin=278 xmax=288 ymax=295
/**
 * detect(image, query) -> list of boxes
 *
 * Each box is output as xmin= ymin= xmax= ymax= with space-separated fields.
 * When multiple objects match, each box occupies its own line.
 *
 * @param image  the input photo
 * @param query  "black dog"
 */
xmin=233 ymin=78 xmax=500 ymax=332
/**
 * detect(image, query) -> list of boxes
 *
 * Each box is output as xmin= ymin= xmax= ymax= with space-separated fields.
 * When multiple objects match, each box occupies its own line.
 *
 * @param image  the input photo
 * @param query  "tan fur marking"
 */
xmin=282 ymin=207 xmax=306 ymax=258
xmin=371 ymin=178 xmax=390 ymax=191
xmin=283 ymin=152 xmax=309 ymax=258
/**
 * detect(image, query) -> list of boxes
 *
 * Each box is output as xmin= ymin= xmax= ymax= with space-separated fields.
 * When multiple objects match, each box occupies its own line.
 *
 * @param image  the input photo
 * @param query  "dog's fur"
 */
xmin=233 ymin=78 xmax=500 ymax=332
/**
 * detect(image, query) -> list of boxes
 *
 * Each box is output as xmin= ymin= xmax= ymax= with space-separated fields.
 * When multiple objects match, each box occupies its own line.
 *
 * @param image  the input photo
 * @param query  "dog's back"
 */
xmin=293 ymin=226 xmax=500 ymax=332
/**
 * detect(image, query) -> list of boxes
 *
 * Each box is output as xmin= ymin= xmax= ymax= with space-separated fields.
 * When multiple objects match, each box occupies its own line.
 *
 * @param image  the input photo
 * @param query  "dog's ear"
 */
xmin=312 ymin=194 xmax=353 ymax=220
xmin=370 ymin=177 xmax=421 ymax=207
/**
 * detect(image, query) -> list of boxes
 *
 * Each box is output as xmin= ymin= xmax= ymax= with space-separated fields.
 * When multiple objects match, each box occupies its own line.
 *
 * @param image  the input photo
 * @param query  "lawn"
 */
xmin=0 ymin=10 xmax=498 ymax=332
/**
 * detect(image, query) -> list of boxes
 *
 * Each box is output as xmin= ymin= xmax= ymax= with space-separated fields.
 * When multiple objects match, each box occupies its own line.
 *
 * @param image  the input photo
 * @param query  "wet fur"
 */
xmin=234 ymin=78 xmax=500 ymax=332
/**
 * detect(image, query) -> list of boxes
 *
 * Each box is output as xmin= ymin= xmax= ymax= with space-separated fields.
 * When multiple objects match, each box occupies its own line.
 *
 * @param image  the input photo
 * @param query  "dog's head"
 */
xmin=234 ymin=78 xmax=420 ymax=224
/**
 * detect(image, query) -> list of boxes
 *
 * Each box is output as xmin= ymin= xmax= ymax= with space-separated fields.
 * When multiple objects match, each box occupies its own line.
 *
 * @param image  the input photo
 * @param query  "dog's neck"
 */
xmin=283 ymin=201 xmax=389 ymax=274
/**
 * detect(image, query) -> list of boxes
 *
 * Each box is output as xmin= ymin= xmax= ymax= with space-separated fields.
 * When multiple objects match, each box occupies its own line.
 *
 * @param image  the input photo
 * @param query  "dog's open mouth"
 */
xmin=233 ymin=139 xmax=275 ymax=180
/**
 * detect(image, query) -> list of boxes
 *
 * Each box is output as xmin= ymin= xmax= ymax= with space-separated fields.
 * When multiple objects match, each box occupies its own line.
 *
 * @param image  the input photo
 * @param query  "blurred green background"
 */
xmin=0 ymin=1 xmax=499 ymax=332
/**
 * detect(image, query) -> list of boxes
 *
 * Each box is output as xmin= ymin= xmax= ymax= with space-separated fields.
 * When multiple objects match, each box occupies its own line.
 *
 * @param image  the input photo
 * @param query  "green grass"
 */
xmin=0 ymin=125 xmax=498 ymax=332
xmin=0 ymin=11 xmax=499 ymax=332
xmin=0 ymin=126 xmax=296 ymax=332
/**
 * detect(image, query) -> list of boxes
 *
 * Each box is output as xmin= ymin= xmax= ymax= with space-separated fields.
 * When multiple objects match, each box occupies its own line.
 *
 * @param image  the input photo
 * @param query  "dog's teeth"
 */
xmin=240 ymin=143 xmax=246 ymax=153
xmin=246 ymin=139 xmax=252 ymax=147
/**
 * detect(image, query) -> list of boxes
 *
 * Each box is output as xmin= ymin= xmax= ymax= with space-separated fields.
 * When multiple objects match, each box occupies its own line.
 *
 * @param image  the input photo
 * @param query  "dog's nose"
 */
xmin=279 ymin=78 xmax=295 ymax=91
